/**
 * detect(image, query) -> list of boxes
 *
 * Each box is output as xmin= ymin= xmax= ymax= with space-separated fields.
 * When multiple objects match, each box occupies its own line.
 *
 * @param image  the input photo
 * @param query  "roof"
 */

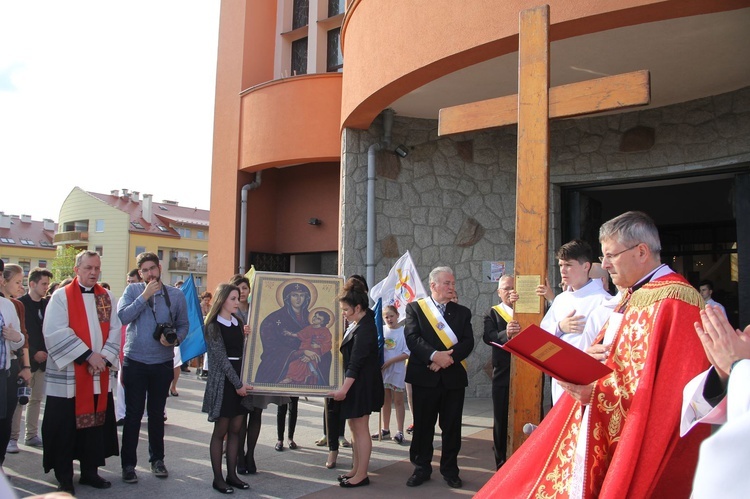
xmin=87 ymin=191 xmax=210 ymax=237
xmin=0 ymin=214 xmax=57 ymax=251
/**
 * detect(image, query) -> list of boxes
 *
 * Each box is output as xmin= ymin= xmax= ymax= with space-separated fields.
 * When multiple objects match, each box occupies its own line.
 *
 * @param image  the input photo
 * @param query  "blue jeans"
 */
xmin=121 ymin=357 xmax=173 ymax=468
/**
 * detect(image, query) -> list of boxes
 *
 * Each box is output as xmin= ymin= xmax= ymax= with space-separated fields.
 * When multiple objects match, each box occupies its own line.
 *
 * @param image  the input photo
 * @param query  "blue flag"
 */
xmin=179 ymin=274 xmax=207 ymax=363
xmin=373 ymin=297 xmax=384 ymax=366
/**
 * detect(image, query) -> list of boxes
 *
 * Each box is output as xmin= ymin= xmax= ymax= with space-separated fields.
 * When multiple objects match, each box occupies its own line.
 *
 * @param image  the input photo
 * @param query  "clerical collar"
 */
xmin=217 ymin=314 xmax=238 ymax=327
xmin=631 ymin=264 xmax=668 ymax=293
xmin=79 ymin=285 xmax=95 ymax=294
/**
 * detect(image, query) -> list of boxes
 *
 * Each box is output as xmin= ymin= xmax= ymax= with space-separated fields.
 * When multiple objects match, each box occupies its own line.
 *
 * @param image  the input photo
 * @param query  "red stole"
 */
xmin=476 ymin=273 xmax=710 ymax=498
xmin=65 ymin=277 xmax=111 ymax=429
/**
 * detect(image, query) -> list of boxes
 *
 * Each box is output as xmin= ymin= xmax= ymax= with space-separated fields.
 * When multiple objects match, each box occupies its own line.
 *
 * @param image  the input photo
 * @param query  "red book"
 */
xmin=491 ymin=324 xmax=612 ymax=385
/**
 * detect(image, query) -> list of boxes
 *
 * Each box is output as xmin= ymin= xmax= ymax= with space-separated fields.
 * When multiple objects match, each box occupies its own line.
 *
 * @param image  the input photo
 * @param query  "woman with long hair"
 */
xmin=329 ymin=277 xmax=384 ymax=488
xmin=201 ymin=283 xmax=253 ymax=494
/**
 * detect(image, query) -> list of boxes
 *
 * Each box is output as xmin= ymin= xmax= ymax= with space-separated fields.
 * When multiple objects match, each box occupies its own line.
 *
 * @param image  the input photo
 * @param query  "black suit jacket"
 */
xmin=482 ymin=306 xmax=512 ymax=386
xmin=405 ymin=299 xmax=474 ymax=390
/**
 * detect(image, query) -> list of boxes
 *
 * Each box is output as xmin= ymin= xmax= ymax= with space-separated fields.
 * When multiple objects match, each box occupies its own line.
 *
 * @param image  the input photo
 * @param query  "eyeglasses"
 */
xmin=599 ymin=244 xmax=640 ymax=263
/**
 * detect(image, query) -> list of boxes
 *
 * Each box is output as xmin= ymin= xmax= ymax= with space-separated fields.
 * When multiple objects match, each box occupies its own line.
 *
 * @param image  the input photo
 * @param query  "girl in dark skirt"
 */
xmin=329 ymin=277 xmax=384 ymax=488
xmin=201 ymin=284 xmax=254 ymax=494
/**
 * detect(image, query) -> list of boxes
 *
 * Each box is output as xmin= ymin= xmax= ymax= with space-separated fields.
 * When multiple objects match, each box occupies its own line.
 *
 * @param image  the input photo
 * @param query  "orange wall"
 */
xmin=243 ymin=162 xmax=340 ymax=257
xmin=239 ymin=74 xmax=343 ymax=170
xmin=341 ymin=0 xmax=749 ymax=129
xmin=209 ymin=1 xmax=277 ymax=293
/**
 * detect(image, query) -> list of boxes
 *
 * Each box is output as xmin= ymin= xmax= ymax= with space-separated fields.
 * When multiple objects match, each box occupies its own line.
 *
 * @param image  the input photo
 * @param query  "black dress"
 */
xmin=340 ymin=309 xmax=384 ymax=420
xmin=219 ymin=321 xmax=248 ymax=418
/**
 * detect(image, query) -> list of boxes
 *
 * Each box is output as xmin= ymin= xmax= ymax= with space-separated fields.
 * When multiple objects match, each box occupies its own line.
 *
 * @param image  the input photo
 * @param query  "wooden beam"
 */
xmin=507 ymin=5 xmax=548 ymax=456
xmin=438 ymin=70 xmax=650 ymax=136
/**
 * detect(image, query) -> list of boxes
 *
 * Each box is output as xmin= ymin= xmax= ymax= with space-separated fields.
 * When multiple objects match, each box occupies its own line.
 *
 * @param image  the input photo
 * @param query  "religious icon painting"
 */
xmin=241 ymin=272 xmax=345 ymax=396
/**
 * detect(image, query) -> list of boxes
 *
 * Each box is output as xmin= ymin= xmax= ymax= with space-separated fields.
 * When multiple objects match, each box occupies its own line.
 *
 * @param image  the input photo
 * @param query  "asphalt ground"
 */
xmin=4 ymin=373 xmax=496 ymax=498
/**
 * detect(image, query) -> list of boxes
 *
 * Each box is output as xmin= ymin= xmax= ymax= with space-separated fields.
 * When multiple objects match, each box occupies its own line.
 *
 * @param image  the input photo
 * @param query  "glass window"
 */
xmin=291 ymin=37 xmax=308 ymax=76
xmin=197 ymin=230 xmax=205 ymax=240
xmin=95 ymin=245 xmax=104 ymax=256
xmin=157 ymin=249 xmax=164 ymax=260
xmin=131 ymin=221 xmax=144 ymax=229
xmin=135 ymin=246 xmax=146 ymax=257
xmin=327 ymin=28 xmax=343 ymax=72
xmin=328 ymin=0 xmax=345 ymax=17
xmin=38 ymin=260 xmax=47 ymax=268
xmin=292 ymin=0 xmax=309 ymax=30
xmin=95 ymin=219 xmax=105 ymax=232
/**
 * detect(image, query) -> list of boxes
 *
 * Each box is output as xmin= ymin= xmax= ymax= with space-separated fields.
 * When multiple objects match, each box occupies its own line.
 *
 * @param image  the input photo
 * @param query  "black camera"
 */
xmin=17 ymin=377 xmax=31 ymax=406
xmin=153 ymin=323 xmax=178 ymax=345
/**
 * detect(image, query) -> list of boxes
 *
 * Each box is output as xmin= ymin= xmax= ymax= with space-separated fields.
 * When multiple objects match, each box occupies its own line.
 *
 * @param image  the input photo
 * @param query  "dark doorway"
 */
xmin=562 ymin=169 xmax=748 ymax=328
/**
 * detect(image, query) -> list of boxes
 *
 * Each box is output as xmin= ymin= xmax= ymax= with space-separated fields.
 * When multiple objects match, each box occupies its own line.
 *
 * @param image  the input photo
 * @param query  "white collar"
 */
xmin=217 ymin=314 xmax=238 ymax=327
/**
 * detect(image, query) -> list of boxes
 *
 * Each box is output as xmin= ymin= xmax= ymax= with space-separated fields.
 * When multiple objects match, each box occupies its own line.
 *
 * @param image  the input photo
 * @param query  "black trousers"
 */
xmin=323 ymin=399 xmax=346 ymax=451
xmin=409 ymin=381 xmax=465 ymax=479
xmin=277 ymin=397 xmax=299 ymax=440
xmin=0 ymin=364 xmax=19 ymax=465
xmin=492 ymin=381 xmax=510 ymax=467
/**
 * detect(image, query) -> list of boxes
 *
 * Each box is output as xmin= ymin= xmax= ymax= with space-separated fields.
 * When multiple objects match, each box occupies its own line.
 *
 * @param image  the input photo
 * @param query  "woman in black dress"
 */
xmin=202 ymin=284 xmax=253 ymax=494
xmin=329 ymin=278 xmax=384 ymax=488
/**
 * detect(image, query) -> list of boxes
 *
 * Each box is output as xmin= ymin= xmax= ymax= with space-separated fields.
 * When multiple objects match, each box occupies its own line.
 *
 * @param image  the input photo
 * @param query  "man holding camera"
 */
xmin=42 ymin=251 xmax=121 ymax=493
xmin=117 ymin=252 xmax=188 ymax=484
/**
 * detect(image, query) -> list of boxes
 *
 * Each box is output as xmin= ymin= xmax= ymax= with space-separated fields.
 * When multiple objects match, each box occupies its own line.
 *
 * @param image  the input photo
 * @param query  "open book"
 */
xmin=491 ymin=324 xmax=613 ymax=385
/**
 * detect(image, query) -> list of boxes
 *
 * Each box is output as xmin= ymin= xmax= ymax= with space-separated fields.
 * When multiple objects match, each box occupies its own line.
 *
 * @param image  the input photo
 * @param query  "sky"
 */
xmin=0 ymin=0 xmax=221 ymax=221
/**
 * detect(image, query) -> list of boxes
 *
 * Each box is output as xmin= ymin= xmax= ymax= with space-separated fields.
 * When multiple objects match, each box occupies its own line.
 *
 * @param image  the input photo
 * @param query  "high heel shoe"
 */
xmin=226 ymin=478 xmax=250 ymax=490
xmin=212 ymin=481 xmax=234 ymax=494
xmin=326 ymin=450 xmax=338 ymax=469
xmin=340 ymin=476 xmax=370 ymax=488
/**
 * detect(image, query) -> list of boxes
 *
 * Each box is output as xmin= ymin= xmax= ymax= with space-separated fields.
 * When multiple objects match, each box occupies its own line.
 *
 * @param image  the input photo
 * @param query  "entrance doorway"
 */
xmin=562 ymin=169 xmax=749 ymax=328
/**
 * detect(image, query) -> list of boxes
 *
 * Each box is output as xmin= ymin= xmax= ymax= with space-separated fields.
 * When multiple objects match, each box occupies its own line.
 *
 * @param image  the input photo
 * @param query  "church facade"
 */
xmin=209 ymin=0 xmax=750 ymax=396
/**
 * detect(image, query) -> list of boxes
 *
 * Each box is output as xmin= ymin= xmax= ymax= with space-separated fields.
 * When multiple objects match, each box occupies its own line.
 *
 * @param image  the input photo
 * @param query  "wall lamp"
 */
xmin=394 ymin=144 xmax=409 ymax=158
xmin=308 ymin=218 xmax=322 ymax=226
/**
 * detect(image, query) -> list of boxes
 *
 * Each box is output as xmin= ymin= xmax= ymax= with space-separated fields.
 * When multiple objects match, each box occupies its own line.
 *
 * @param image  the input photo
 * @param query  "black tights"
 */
xmin=238 ymin=409 xmax=263 ymax=468
xmin=210 ymin=414 xmax=244 ymax=486
xmin=277 ymin=397 xmax=299 ymax=441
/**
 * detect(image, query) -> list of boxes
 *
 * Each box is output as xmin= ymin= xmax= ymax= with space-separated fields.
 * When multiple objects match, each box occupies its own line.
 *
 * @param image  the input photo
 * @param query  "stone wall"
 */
xmin=340 ymin=86 xmax=750 ymax=397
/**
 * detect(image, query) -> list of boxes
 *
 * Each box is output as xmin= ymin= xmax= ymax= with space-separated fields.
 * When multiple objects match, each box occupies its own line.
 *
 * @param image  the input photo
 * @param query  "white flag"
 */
xmin=370 ymin=250 xmax=427 ymax=321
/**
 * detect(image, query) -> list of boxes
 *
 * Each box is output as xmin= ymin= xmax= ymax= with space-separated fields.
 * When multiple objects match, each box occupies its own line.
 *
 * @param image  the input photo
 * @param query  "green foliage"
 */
xmin=51 ymin=245 xmax=79 ymax=282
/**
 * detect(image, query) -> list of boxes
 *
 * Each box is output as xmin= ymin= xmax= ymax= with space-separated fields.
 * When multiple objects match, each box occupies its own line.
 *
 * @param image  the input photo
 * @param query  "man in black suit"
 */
xmin=404 ymin=266 xmax=474 ymax=489
xmin=482 ymin=274 xmax=520 ymax=470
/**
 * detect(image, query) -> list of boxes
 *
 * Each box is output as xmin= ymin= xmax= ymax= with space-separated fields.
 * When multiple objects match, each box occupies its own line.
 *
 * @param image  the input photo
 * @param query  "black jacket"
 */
xmin=482 ymin=306 xmax=512 ymax=386
xmin=404 ymin=299 xmax=474 ymax=390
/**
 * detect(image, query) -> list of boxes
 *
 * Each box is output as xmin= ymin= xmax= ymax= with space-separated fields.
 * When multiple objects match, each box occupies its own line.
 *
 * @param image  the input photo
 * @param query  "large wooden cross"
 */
xmin=438 ymin=5 xmax=650 ymax=455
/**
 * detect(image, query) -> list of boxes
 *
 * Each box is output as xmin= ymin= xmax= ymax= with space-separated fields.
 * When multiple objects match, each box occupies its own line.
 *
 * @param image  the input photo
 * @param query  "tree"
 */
xmin=51 ymin=245 xmax=79 ymax=282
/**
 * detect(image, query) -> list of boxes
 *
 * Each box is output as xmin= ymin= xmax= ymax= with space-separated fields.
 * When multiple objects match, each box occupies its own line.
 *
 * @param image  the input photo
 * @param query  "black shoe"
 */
xmin=57 ymin=481 xmax=75 ymax=494
xmin=275 ymin=441 xmax=283 ymax=451
xmin=151 ymin=459 xmax=169 ymax=478
xmin=212 ymin=481 xmax=234 ymax=494
xmin=338 ymin=473 xmax=355 ymax=482
xmin=340 ymin=476 xmax=370 ymax=488
xmin=406 ymin=473 xmax=430 ymax=487
xmin=226 ymin=478 xmax=250 ymax=489
xmin=236 ymin=463 xmax=249 ymax=475
xmin=444 ymin=475 xmax=463 ymax=488
xmin=80 ymin=474 xmax=112 ymax=489
xmin=122 ymin=466 xmax=138 ymax=484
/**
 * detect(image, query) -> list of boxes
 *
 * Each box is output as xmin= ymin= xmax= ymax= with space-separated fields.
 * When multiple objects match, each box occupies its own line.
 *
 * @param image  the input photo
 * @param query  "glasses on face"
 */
xmin=140 ymin=265 xmax=159 ymax=274
xmin=498 ymin=287 xmax=514 ymax=291
xmin=599 ymin=244 xmax=640 ymax=263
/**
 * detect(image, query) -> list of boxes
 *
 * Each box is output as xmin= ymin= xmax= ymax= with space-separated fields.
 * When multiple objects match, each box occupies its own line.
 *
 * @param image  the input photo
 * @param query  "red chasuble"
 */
xmin=65 ymin=278 xmax=111 ymax=429
xmin=477 ymin=273 xmax=710 ymax=499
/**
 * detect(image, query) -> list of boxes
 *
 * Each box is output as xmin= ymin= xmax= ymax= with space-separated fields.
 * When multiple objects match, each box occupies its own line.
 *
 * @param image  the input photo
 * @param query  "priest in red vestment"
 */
xmin=477 ymin=211 xmax=710 ymax=499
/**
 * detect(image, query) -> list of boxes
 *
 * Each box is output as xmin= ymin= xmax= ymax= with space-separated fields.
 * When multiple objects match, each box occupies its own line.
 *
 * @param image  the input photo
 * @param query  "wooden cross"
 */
xmin=438 ymin=5 xmax=650 ymax=455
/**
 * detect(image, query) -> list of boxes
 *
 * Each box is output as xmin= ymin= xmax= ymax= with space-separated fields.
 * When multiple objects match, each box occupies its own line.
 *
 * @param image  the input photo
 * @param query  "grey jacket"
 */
xmin=201 ymin=320 xmax=252 ymax=421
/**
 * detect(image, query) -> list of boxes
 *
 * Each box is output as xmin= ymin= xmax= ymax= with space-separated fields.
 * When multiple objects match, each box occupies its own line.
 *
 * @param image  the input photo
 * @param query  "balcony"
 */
xmin=53 ymin=231 xmax=89 ymax=245
xmin=168 ymin=259 xmax=208 ymax=273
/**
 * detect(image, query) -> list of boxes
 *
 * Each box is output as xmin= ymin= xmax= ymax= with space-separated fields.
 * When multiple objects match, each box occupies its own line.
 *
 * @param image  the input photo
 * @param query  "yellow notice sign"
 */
xmin=531 ymin=342 xmax=562 ymax=363
xmin=514 ymin=274 xmax=541 ymax=314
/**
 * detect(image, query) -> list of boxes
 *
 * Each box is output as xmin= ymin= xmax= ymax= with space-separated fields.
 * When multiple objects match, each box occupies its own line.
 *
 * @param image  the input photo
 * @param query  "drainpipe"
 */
xmin=366 ymin=109 xmax=394 ymax=288
xmin=239 ymin=171 xmax=262 ymax=274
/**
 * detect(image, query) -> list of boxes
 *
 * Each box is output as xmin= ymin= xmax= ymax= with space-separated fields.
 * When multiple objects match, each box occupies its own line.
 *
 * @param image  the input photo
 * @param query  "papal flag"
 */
xmin=179 ymin=274 xmax=207 ymax=363
xmin=369 ymin=250 xmax=427 ymax=321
